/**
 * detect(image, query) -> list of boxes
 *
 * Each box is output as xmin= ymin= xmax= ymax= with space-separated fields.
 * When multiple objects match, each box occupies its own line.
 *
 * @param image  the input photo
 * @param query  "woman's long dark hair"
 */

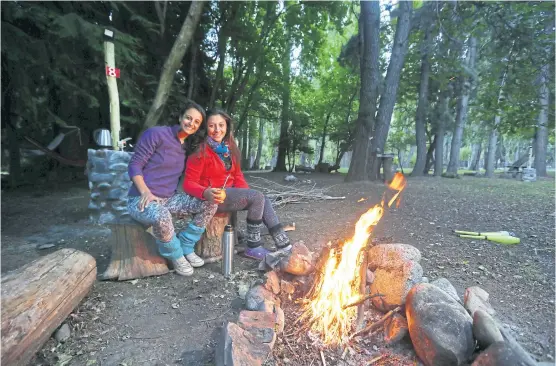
xmin=179 ymin=100 xmax=207 ymax=155
xmin=205 ymin=108 xmax=242 ymax=167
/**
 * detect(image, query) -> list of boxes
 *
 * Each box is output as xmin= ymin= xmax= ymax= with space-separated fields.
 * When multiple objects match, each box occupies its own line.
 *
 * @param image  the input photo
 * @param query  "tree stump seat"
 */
xmin=178 ymin=211 xmax=238 ymax=264
xmin=101 ymin=218 xmax=170 ymax=281
xmin=102 ymin=212 xmax=238 ymax=280
xmin=1 ymin=249 xmax=97 ymax=365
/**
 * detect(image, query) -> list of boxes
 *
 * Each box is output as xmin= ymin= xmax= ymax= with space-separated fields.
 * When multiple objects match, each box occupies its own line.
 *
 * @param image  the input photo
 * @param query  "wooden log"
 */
xmin=195 ymin=213 xmax=230 ymax=263
xmin=1 ymin=249 xmax=97 ymax=366
xmin=102 ymin=220 xmax=169 ymax=281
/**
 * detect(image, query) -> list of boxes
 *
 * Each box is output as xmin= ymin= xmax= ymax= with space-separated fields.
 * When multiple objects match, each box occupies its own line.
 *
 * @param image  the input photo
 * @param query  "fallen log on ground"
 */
xmin=1 ymin=248 xmax=97 ymax=365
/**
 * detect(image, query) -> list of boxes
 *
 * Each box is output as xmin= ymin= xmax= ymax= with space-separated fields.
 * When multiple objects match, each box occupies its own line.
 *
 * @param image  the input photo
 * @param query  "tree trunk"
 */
xmin=226 ymin=62 xmax=255 ymax=115
xmin=485 ymin=75 xmax=509 ymax=177
xmin=274 ymin=29 xmax=292 ymax=172
xmin=485 ymin=123 xmax=499 ymax=178
xmin=7 ymin=118 xmax=21 ymax=189
xmin=434 ymin=125 xmax=444 ymax=177
xmin=154 ymin=0 xmax=168 ymax=37
xmin=143 ymin=1 xmax=205 ymax=131
xmin=235 ymin=76 xmax=262 ymax=134
xmin=485 ymin=42 xmax=513 ymax=177
xmin=241 ymin=121 xmax=249 ymax=169
xmin=345 ymin=1 xmax=381 ymax=182
xmin=411 ymin=21 xmax=432 ymax=177
xmin=1 ymin=249 xmax=96 ymax=366
xmin=424 ymin=135 xmax=436 ymax=174
xmin=447 ymin=37 xmax=477 ymax=174
xmin=208 ymin=2 xmax=238 ymax=108
xmin=533 ymin=62 xmax=549 ymax=177
xmin=443 ymin=133 xmax=451 ymax=164
xmin=187 ymin=40 xmax=197 ymax=99
xmin=434 ymin=93 xmax=449 ymax=176
xmin=253 ymin=119 xmax=264 ymax=170
xmin=469 ymin=141 xmax=482 ymax=171
xmin=368 ymin=1 xmax=412 ymax=180
xmin=317 ymin=111 xmax=332 ymax=165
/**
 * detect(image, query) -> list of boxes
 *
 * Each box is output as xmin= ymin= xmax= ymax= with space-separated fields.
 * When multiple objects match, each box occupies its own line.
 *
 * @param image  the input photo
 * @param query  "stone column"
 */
xmin=522 ymin=167 xmax=537 ymax=182
xmin=87 ymin=149 xmax=133 ymax=224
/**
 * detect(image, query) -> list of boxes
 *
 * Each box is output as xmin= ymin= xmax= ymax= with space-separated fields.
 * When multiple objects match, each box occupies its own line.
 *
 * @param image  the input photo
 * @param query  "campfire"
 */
xmin=299 ymin=173 xmax=407 ymax=346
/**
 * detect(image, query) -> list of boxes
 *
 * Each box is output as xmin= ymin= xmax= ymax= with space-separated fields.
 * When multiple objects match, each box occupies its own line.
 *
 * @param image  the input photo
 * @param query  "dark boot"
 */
xmin=246 ymin=219 xmax=263 ymax=248
xmin=269 ymin=224 xmax=291 ymax=250
xmin=243 ymin=219 xmax=270 ymax=260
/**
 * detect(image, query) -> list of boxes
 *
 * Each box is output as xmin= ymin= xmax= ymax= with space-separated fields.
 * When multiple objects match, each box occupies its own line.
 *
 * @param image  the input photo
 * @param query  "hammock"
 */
xmin=23 ymin=134 xmax=86 ymax=167
xmin=21 ymin=126 xmax=86 ymax=167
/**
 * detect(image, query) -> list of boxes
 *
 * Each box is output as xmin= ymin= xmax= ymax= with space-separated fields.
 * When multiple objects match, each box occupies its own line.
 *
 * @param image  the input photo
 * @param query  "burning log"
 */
xmin=343 ymin=293 xmax=385 ymax=310
xmin=350 ymin=306 xmax=402 ymax=339
xmin=298 ymin=173 xmax=407 ymax=346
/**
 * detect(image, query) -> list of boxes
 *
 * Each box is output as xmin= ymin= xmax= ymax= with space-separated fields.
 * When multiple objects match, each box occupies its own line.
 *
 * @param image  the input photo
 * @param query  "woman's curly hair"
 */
xmin=174 ymin=100 xmax=207 ymax=155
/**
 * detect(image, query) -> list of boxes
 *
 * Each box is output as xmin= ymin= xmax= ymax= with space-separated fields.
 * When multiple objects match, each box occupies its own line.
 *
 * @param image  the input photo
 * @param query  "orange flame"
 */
xmin=299 ymin=173 xmax=406 ymax=345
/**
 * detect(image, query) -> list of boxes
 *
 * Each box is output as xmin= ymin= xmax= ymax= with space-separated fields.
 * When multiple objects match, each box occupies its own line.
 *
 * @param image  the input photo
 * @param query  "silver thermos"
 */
xmin=222 ymin=225 xmax=235 ymax=278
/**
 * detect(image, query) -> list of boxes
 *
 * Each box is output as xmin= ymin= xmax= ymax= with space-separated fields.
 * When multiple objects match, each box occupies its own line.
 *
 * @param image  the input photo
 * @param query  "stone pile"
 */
xmin=217 ymin=241 xmax=545 ymax=366
xmin=366 ymin=243 xmax=540 ymax=366
xmin=216 ymin=241 xmax=314 ymax=366
xmin=522 ymin=168 xmax=537 ymax=182
xmin=86 ymin=149 xmax=134 ymax=224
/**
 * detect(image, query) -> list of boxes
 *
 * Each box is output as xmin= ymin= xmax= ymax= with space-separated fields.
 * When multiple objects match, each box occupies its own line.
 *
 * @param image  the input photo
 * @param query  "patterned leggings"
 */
xmin=127 ymin=193 xmax=218 ymax=242
xmin=217 ymin=188 xmax=280 ymax=229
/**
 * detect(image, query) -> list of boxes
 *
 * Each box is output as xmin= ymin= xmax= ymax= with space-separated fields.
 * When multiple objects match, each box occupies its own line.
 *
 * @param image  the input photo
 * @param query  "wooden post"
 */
xmin=104 ymin=29 xmax=120 ymax=150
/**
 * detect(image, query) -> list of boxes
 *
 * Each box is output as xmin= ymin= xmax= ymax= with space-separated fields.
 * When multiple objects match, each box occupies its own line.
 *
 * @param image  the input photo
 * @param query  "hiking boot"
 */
xmin=269 ymin=224 xmax=291 ymax=249
xmin=172 ymin=256 xmax=194 ymax=276
xmin=185 ymin=252 xmax=205 ymax=268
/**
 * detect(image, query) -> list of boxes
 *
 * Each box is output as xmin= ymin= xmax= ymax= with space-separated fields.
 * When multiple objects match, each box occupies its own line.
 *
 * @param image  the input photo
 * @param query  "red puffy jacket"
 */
xmin=183 ymin=146 xmax=249 ymax=199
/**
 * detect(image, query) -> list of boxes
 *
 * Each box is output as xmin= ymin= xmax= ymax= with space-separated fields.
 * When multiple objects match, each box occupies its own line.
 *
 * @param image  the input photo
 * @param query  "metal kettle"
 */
xmin=93 ymin=129 xmax=112 ymax=147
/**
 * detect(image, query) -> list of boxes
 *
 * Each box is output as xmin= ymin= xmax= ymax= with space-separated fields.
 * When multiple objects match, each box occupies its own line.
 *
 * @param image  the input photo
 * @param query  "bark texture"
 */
xmin=447 ymin=37 xmax=477 ymax=174
xmin=368 ymin=1 xmax=412 ymax=180
xmin=143 ymin=1 xmax=205 ymax=130
xmin=345 ymin=1 xmax=381 ymax=182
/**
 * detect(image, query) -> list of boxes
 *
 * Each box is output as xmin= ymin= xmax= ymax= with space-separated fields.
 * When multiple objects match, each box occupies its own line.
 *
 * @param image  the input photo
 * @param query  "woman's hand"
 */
xmin=203 ymin=188 xmax=226 ymax=204
xmin=138 ymin=191 xmax=161 ymax=212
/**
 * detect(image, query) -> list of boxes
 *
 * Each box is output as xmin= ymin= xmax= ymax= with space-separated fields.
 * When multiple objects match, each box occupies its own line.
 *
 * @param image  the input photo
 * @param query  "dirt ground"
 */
xmin=1 ymin=172 xmax=555 ymax=365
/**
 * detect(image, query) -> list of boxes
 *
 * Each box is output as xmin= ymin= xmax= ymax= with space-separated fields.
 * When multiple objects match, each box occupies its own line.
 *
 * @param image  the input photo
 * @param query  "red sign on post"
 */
xmin=105 ymin=66 xmax=121 ymax=78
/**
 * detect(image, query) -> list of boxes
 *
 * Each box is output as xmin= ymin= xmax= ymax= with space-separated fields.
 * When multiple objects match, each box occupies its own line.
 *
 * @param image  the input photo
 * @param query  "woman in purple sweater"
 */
xmin=127 ymin=101 xmax=218 ymax=277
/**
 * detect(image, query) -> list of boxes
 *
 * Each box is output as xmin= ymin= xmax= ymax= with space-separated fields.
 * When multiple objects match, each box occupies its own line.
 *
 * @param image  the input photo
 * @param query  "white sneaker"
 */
xmin=185 ymin=253 xmax=205 ymax=268
xmin=172 ymin=256 xmax=194 ymax=276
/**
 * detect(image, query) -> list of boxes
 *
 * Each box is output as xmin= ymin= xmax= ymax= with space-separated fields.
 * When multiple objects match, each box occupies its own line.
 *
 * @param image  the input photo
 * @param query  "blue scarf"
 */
xmin=207 ymin=137 xmax=232 ymax=170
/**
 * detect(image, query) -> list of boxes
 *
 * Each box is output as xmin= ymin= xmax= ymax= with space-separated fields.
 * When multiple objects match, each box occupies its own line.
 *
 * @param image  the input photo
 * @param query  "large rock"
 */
xmin=406 ymin=283 xmax=474 ymax=366
xmin=367 ymin=244 xmax=421 ymax=271
xmin=216 ymin=322 xmax=272 ymax=366
xmin=383 ymin=313 xmax=409 ymax=345
xmin=238 ymin=311 xmax=278 ymax=348
xmin=263 ymin=271 xmax=281 ymax=295
xmin=473 ymin=309 xmax=503 ymax=350
xmin=431 ymin=278 xmax=461 ymax=304
xmin=280 ymin=241 xmax=314 ymax=276
xmin=471 ymin=342 xmax=536 ymax=366
xmin=370 ymin=260 xmax=423 ymax=311
xmin=464 ymin=286 xmax=496 ymax=317
xmin=245 ymin=285 xmax=277 ymax=311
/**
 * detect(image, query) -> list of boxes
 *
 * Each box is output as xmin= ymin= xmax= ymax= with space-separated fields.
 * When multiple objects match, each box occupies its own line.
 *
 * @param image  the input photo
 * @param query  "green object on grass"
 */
xmin=458 ymin=234 xmax=520 ymax=245
xmin=454 ymin=230 xmax=513 ymax=236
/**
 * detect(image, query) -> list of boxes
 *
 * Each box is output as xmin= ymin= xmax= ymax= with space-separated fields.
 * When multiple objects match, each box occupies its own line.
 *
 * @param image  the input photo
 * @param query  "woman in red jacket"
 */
xmin=183 ymin=109 xmax=291 ymax=260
